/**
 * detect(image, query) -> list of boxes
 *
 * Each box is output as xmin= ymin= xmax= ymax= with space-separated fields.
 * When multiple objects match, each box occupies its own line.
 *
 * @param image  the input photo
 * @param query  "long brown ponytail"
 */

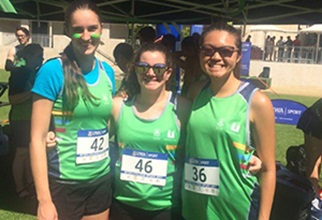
xmin=61 ymin=44 xmax=98 ymax=113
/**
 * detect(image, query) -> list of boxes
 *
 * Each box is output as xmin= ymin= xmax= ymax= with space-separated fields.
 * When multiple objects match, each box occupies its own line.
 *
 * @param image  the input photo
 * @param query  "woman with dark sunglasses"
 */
xmin=182 ymin=22 xmax=276 ymax=220
xmin=109 ymin=43 xmax=191 ymax=220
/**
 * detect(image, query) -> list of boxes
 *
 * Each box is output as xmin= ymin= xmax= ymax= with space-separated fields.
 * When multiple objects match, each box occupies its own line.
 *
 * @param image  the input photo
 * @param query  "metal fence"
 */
xmin=257 ymin=46 xmax=322 ymax=64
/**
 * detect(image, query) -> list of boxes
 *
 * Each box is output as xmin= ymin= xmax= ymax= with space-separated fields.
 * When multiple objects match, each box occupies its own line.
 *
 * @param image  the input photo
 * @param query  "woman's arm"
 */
xmin=30 ymin=94 xmax=58 ymax=220
xmin=251 ymin=91 xmax=276 ymax=220
xmin=5 ymin=47 xmax=16 ymax=71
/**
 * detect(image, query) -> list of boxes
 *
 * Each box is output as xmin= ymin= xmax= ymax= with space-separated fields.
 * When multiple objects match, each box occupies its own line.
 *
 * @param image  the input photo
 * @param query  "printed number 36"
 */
xmin=192 ymin=167 xmax=207 ymax=182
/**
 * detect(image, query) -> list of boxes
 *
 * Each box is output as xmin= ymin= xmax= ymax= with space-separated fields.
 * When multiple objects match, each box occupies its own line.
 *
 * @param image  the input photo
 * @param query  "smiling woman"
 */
xmin=182 ymin=22 xmax=276 ymax=220
xmin=109 ymin=43 xmax=191 ymax=220
xmin=29 ymin=1 xmax=115 ymax=220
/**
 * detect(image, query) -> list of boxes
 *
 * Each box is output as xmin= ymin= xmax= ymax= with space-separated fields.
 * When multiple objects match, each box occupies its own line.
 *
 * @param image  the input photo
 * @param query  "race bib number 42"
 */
xmin=184 ymin=157 xmax=220 ymax=196
xmin=76 ymin=128 xmax=109 ymax=164
xmin=120 ymin=149 xmax=168 ymax=186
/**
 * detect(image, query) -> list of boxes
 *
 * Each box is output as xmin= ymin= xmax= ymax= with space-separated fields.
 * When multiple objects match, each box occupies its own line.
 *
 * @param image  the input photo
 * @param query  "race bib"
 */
xmin=120 ymin=148 xmax=168 ymax=186
xmin=184 ymin=157 xmax=220 ymax=196
xmin=76 ymin=128 xmax=109 ymax=164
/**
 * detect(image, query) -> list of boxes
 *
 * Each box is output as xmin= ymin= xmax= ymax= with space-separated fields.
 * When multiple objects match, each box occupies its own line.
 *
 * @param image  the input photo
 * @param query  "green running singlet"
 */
xmin=114 ymin=92 xmax=181 ymax=211
xmin=182 ymin=81 xmax=260 ymax=220
xmin=49 ymin=61 xmax=113 ymax=181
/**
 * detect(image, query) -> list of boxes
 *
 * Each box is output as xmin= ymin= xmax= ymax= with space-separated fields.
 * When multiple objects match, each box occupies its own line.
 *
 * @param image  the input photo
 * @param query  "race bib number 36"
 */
xmin=184 ymin=157 xmax=220 ymax=196
xmin=120 ymin=149 xmax=168 ymax=186
xmin=76 ymin=128 xmax=109 ymax=164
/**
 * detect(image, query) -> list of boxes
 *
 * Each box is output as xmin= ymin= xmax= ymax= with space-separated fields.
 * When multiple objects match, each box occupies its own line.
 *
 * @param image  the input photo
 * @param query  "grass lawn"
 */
xmin=0 ymin=69 xmax=319 ymax=219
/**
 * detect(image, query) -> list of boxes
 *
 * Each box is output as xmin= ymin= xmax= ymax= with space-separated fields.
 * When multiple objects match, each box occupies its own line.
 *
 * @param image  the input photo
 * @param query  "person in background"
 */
xmin=9 ymin=43 xmax=44 ymax=199
xmin=267 ymin=36 xmax=275 ymax=61
xmin=5 ymin=27 xmax=30 ymax=72
xmin=296 ymin=98 xmax=322 ymax=219
xmin=246 ymin=35 xmax=251 ymax=43
xmin=109 ymin=43 xmax=191 ymax=220
xmin=293 ymin=35 xmax=301 ymax=62
xmin=113 ymin=42 xmax=134 ymax=97
xmin=285 ymin=36 xmax=293 ymax=62
xmin=276 ymin=36 xmax=285 ymax=62
xmin=173 ymin=36 xmax=205 ymax=96
xmin=160 ymin=33 xmax=179 ymax=95
xmin=264 ymin=35 xmax=271 ymax=60
xmin=5 ymin=26 xmax=32 ymax=199
xmin=191 ymin=32 xmax=201 ymax=43
xmin=160 ymin=34 xmax=176 ymax=52
xmin=182 ymin=22 xmax=276 ymax=220
xmin=113 ymin=42 xmax=134 ymax=74
xmin=30 ymin=0 xmax=115 ymax=219
xmin=297 ymin=98 xmax=322 ymax=195
xmin=137 ymin=26 xmax=157 ymax=46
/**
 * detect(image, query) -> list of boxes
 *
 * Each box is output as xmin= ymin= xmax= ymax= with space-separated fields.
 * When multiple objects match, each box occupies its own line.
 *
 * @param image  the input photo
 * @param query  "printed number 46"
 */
xmin=135 ymin=159 xmax=153 ymax=173
xmin=192 ymin=167 xmax=207 ymax=182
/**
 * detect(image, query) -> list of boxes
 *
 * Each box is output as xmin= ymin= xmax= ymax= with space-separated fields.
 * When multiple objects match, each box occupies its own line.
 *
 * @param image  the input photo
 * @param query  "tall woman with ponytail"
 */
xmin=30 ymin=1 xmax=115 ymax=220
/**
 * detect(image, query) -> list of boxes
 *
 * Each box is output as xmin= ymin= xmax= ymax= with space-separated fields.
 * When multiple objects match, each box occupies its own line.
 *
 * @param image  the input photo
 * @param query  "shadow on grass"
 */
xmin=0 ymin=124 xmax=37 ymax=217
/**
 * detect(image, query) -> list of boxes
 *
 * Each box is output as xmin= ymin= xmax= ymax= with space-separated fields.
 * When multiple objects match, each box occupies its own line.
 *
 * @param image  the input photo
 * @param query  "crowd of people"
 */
xmin=2 ymin=0 xmax=321 ymax=220
xmin=263 ymin=34 xmax=302 ymax=62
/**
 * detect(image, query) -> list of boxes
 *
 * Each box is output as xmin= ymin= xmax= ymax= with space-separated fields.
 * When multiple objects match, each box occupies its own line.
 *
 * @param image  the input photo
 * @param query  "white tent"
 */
xmin=299 ymin=24 xmax=322 ymax=32
xmin=299 ymin=24 xmax=322 ymax=63
xmin=247 ymin=25 xmax=288 ymax=59
xmin=248 ymin=25 xmax=287 ymax=33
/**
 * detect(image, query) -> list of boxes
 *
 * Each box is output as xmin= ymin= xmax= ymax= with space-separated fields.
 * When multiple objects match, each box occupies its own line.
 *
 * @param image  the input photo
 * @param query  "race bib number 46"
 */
xmin=76 ymin=128 xmax=109 ymax=164
xmin=120 ymin=149 xmax=168 ymax=186
xmin=184 ymin=157 xmax=220 ymax=196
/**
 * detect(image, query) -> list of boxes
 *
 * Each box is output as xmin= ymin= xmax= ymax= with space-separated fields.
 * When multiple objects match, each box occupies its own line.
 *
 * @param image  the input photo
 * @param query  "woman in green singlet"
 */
xmin=182 ymin=22 xmax=276 ymax=220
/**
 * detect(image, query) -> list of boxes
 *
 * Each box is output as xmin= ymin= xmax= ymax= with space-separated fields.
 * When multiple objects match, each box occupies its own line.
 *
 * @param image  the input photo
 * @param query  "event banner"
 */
xmin=272 ymin=99 xmax=307 ymax=125
xmin=241 ymin=42 xmax=251 ymax=76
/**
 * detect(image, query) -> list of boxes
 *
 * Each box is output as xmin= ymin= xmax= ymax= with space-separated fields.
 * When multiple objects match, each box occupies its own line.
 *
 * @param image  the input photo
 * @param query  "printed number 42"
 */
xmin=90 ymin=137 xmax=104 ymax=151
xmin=135 ymin=159 xmax=153 ymax=173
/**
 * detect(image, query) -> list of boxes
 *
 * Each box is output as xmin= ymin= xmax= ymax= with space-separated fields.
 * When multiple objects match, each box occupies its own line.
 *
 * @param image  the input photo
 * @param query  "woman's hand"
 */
xmin=37 ymin=200 xmax=58 ymax=220
xmin=248 ymin=155 xmax=262 ymax=175
xmin=46 ymin=131 xmax=56 ymax=148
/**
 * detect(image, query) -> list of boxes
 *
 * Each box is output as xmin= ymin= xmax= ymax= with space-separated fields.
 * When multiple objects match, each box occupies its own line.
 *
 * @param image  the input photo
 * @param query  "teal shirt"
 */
xmin=33 ymin=59 xmax=114 ymax=181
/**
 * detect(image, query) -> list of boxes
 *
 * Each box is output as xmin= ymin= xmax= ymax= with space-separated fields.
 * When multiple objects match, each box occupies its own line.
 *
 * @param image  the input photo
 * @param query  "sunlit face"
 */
xmin=15 ymin=30 xmax=29 ymax=46
xmin=67 ymin=9 xmax=102 ymax=56
xmin=199 ymin=30 xmax=241 ymax=79
xmin=135 ymin=51 xmax=172 ymax=91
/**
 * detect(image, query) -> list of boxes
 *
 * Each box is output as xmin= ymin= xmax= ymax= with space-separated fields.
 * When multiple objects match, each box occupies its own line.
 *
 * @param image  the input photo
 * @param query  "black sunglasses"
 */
xmin=200 ymin=44 xmax=239 ymax=57
xmin=134 ymin=62 xmax=169 ymax=76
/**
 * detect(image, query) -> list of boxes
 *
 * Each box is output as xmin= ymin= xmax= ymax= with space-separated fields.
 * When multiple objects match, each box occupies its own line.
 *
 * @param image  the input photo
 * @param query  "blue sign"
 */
xmin=156 ymin=24 xmax=182 ymax=40
xmin=272 ymin=99 xmax=307 ymax=125
xmin=190 ymin=25 xmax=203 ymax=35
xmin=241 ymin=42 xmax=251 ymax=76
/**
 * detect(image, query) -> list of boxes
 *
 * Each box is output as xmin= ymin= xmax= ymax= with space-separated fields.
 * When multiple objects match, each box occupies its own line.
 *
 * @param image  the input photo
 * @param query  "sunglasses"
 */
xmin=134 ymin=62 xmax=169 ymax=76
xmin=200 ymin=44 xmax=239 ymax=57
xmin=16 ymin=34 xmax=26 ymax=38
